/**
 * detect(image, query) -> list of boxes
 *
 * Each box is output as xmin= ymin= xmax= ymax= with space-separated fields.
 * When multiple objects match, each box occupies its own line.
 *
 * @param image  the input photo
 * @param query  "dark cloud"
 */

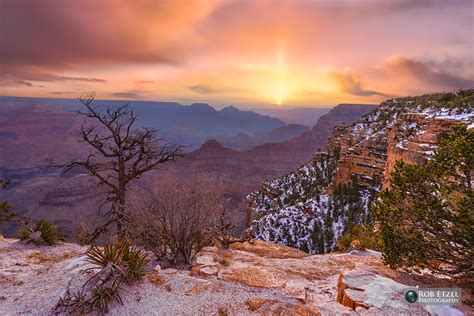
xmin=0 ymin=68 xmax=106 ymax=85
xmin=332 ymin=71 xmax=386 ymax=97
xmin=384 ymin=56 xmax=474 ymax=89
xmin=111 ymin=91 xmax=142 ymax=99
xmin=0 ymin=78 xmax=33 ymax=87
xmin=0 ymin=0 xmax=214 ymax=70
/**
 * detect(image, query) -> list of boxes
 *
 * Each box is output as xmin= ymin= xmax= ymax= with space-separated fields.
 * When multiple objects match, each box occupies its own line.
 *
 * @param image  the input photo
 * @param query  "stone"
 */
xmin=245 ymin=299 xmax=278 ymax=311
xmin=190 ymin=264 xmax=220 ymax=277
xmin=229 ymin=240 xmax=308 ymax=259
xmin=283 ymin=279 xmax=310 ymax=301
xmin=218 ymin=264 xmax=286 ymax=288
xmin=336 ymin=271 xmax=430 ymax=314
xmin=195 ymin=253 xmax=215 ymax=265
xmin=162 ymin=268 xmax=178 ymax=274
xmin=153 ymin=264 xmax=161 ymax=272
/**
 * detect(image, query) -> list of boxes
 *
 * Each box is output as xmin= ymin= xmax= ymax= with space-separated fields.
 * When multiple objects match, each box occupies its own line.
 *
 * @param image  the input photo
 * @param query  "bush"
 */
xmin=17 ymin=219 xmax=62 ymax=245
xmin=337 ymin=224 xmax=382 ymax=252
xmin=128 ymin=176 xmax=224 ymax=267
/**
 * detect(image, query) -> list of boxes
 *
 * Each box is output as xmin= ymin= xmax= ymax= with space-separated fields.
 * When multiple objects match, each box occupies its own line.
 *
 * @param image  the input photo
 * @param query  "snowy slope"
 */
xmin=247 ymin=90 xmax=474 ymax=254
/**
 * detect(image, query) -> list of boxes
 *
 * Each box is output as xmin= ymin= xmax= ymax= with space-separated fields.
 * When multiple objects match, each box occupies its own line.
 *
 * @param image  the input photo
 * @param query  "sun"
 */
xmin=277 ymin=100 xmax=282 ymax=105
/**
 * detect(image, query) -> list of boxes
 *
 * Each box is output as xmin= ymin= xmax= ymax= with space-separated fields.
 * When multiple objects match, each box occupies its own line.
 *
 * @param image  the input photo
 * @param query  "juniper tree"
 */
xmin=375 ymin=124 xmax=473 ymax=279
xmin=64 ymin=94 xmax=182 ymax=242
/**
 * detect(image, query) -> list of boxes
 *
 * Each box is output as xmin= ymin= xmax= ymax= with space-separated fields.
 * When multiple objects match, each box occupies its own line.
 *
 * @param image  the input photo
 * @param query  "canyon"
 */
xmin=248 ymin=90 xmax=474 ymax=254
xmin=0 ymin=100 xmax=374 ymax=237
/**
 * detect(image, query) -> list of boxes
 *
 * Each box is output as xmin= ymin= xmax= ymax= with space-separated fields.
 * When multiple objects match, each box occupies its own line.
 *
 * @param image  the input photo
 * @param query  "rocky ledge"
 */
xmin=0 ymin=238 xmax=466 ymax=315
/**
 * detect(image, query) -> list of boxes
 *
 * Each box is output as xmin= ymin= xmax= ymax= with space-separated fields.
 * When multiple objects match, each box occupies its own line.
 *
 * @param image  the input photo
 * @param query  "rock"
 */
xmin=245 ymin=299 xmax=278 ymax=311
xmin=195 ymin=253 xmax=216 ymax=265
xmin=153 ymin=264 xmax=161 ymax=272
xmin=162 ymin=268 xmax=178 ymax=274
xmin=245 ymin=299 xmax=320 ymax=315
xmin=336 ymin=271 xmax=429 ymax=314
xmin=229 ymin=240 xmax=308 ymax=259
xmin=190 ymin=264 xmax=220 ymax=277
xmin=218 ymin=264 xmax=286 ymax=288
xmin=283 ymin=279 xmax=309 ymax=301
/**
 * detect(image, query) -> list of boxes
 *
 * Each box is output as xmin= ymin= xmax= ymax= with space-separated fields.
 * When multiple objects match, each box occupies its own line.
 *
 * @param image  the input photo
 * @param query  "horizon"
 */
xmin=1 ymin=0 xmax=473 ymax=106
xmin=0 ymin=94 xmax=379 ymax=110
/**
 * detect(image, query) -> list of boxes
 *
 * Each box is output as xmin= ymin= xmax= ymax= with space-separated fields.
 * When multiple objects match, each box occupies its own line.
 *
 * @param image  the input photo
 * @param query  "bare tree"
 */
xmin=128 ymin=176 xmax=224 ymax=267
xmin=63 ymin=93 xmax=182 ymax=242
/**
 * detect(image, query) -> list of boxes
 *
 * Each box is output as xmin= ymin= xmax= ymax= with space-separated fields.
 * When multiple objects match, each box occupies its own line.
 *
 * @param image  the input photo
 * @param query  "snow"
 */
xmin=247 ymin=92 xmax=473 ymax=255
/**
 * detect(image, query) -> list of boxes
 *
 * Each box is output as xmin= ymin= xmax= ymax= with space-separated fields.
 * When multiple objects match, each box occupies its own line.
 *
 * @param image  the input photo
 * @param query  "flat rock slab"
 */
xmin=229 ymin=240 xmax=308 ymax=259
xmin=218 ymin=264 xmax=286 ymax=288
xmin=337 ymin=270 xmax=431 ymax=314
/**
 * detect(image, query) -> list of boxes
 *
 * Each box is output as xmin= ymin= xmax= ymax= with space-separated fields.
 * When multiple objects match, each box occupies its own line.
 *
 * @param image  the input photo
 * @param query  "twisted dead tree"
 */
xmin=63 ymin=93 xmax=182 ymax=242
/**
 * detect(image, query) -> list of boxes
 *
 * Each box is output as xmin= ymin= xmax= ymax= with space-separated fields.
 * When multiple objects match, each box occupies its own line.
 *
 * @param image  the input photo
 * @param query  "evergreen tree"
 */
xmin=375 ymin=124 xmax=473 ymax=279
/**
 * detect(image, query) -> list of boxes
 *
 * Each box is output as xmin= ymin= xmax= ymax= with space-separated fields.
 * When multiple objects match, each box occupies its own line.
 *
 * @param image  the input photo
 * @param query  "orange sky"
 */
xmin=0 ymin=0 xmax=473 ymax=107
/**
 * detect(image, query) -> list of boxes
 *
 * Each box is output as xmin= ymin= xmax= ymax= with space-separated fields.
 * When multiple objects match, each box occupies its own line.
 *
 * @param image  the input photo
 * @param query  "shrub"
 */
xmin=337 ymin=224 xmax=382 ymax=252
xmin=128 ymin=176 xmax=224 ymax=267
xmin=17 ymin=219 xmax=62 ymax=245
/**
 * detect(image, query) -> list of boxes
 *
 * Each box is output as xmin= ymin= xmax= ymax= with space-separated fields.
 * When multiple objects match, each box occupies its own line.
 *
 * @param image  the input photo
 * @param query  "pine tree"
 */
xmin=375 ymin=124 xmax=473 ymax=279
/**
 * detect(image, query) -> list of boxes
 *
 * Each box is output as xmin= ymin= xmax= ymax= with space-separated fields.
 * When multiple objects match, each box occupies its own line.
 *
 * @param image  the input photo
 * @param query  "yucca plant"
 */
xmin=122 ymin=245 xmax=149 ymax=281
xmin=86 ymin=242 xmax=149 ymax=282
xmin=56 ymin=242 xmax=148 ymax=314
xmin=86 ymin=243 xmax=126 ymax=268
xmin=89 ymin=284 xmax=123 ymax=315
xmin=17 ymin=219 xmax=62 ymax=245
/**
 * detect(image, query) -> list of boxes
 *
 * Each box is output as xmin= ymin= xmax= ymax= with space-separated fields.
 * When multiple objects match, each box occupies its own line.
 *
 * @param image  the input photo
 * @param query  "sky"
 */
xmin=0 ymin=0 xmax=473 ymax=107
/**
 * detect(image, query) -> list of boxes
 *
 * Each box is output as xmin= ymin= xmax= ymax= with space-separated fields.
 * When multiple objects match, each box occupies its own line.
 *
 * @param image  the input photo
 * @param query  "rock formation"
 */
xmin=248 ymin=90 xmax=474 ymax=254
xmin=0 ymin=238 xmax=467 ymax=314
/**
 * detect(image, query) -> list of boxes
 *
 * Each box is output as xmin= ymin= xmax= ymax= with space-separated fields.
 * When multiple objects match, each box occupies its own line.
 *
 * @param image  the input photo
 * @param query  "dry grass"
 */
xmin=27 ymin=252 xmax=75 ymax=263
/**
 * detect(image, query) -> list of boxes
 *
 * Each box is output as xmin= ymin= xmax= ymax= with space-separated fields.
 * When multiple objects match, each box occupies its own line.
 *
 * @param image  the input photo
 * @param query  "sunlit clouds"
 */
xmin=0 ymin=0 xmax=472 ymax=106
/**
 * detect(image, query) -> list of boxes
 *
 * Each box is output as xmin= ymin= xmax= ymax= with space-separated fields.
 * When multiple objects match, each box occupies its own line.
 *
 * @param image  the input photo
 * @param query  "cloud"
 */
xmin=111 ymin=91 xmax=142 ymax=99
xmin=188 ymin=84 xmax=218 ymax=94
xmin=0 ymin=77 xmax=33 ymax=87
xmin=49 ymin=91 xmax=75 ymax=95
xmin=331 ymin=70 xmax=386 ymax=97
xmin=383 ymin=55 xmax=474 ymax=89
xmin=0 ymin=68 xmax=106 ymax=85
xmin=0 ymin=0 xmax=220 ymax=70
